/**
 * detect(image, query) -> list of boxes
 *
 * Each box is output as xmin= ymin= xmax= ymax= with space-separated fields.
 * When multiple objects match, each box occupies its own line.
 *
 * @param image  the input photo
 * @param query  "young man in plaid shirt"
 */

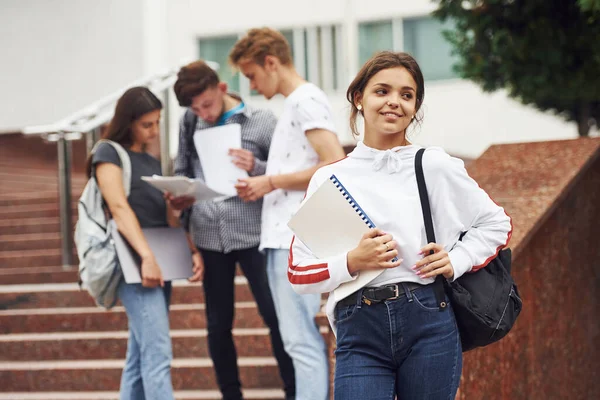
xmin=168 ymin=60 xmax=295 ymax=400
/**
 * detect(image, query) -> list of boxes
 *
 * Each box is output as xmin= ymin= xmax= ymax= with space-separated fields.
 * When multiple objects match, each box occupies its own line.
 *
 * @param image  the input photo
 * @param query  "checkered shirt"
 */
xmin=174 ymin=103 xmax=276 ymax=253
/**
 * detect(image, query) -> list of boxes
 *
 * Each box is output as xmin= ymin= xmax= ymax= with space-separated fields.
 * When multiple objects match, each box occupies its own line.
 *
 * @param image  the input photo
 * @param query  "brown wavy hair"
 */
xmin=346 ymin=51 xmax=425 ymax=137
xmin=85 ymin=86 xmax=162 ymax=177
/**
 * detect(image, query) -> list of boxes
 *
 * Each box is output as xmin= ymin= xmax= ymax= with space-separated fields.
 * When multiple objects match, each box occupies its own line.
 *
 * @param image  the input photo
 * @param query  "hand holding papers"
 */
xmin=141 ymin=175 xmax=224 ymax=202
xmin=288 ymin=175 xmax=396 ymax=301
xmin=193 ymin=124 xmax=248 ymax=196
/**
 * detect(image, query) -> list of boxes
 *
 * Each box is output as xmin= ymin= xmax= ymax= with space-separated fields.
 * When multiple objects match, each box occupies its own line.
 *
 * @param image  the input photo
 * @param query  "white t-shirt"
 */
xmin=260 ymin=83 xmax=337 ymax=250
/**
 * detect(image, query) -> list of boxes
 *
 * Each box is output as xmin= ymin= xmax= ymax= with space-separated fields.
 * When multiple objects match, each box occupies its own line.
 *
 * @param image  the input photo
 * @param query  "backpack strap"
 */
xmin=414 ymin=148 xmax=448 ymax=311
xmin=91 ymin=139 xmax=132 ymax=196
xmin=183 ymin=109 xmax=199 ymax=178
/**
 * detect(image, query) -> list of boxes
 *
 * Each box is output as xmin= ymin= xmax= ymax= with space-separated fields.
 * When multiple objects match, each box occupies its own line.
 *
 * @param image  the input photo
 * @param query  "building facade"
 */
xmin=1 ymin=0 xmax=592 ymax=158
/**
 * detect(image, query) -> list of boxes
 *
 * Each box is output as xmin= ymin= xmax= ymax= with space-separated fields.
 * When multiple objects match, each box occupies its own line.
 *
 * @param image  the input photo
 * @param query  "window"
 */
xmin=200 ymin=26 xmax=343 ymax=98
xmin=358 ymin=21 xmax=393 ymax=67
xmin=198 ymin=36 xmax=239 ymax=92
xmin=403 ymin=17 xmax=457 ymax=81
xmin=249 ymin=25 xmax=343 ymax=95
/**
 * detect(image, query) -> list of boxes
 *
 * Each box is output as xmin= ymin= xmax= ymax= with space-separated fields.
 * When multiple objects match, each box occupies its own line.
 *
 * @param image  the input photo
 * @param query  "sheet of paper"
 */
xmin=142 ymin=175 xmax=225 ymax=202
xmin=287 ymin=177 xmax=385 ymax=302
xmin=193 ymin=124 xmax=248 ymax=196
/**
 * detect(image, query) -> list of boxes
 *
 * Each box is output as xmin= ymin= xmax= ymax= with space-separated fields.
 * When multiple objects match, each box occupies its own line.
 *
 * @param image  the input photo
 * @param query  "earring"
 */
xmin=357 ymin=104 xmax=362 ymax=111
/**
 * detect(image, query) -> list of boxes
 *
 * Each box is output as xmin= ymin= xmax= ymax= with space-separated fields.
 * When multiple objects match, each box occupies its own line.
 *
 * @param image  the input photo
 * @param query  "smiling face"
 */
xmin=355 ymin=66 xmax=418 ymax=144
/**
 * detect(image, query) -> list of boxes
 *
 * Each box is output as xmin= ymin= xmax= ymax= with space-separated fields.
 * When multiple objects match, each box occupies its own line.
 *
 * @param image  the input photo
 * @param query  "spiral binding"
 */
xmin=329 ymin=174 xmax=398 ymax=262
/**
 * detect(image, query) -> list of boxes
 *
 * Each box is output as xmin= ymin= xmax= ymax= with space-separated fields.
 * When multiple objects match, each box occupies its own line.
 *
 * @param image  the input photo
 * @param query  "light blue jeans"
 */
xmin=117 ymin=280 xmax=174 ymax=400
xmin=265 ymin=248 xmax=329 ymax=400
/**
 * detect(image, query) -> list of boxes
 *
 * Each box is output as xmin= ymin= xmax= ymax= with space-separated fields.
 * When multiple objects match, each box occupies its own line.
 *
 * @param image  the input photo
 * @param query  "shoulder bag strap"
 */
xmin=414 ymin=148 xmax=448 ymax=311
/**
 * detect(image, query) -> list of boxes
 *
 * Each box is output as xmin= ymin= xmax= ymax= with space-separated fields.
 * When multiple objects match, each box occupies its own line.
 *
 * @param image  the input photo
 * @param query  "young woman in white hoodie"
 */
xmin=288 ymin=51 xmax=512 ymax=399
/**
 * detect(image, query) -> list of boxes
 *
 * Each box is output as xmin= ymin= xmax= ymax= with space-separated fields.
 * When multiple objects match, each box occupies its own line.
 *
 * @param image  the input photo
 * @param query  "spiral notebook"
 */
xmin=288 ymin=174 xmax=394 ymax=301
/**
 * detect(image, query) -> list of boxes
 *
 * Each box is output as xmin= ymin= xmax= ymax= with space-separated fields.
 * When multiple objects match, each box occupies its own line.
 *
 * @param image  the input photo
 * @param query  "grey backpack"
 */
xmin=74 ymin=140 xmax=131 ymax=309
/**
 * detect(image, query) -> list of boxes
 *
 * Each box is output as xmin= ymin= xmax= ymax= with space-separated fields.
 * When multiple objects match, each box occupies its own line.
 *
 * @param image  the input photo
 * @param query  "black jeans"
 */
xmin=199 ymin=246 xmax=295 ymax=400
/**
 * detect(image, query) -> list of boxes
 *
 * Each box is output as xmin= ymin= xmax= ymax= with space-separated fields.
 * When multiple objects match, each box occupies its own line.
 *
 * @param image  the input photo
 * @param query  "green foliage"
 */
xmin=433 ymin=0 xmax=600 ymax=136
xmin=578 ymin=0 xmax=600 ymax=12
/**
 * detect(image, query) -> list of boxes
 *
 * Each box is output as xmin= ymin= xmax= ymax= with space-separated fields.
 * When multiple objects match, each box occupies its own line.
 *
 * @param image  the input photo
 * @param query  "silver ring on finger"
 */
xmin=384 ymin=242 xmax=389 ymax=251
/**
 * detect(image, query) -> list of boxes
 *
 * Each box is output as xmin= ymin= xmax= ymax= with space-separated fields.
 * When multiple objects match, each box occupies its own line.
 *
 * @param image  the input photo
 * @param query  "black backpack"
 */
xmin=414 ymin=148 xmax=523 ymax=352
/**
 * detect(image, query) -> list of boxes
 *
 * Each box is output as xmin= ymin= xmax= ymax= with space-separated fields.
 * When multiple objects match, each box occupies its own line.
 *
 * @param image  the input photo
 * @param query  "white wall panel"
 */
xmin=0 ymin=0 xmax=145 ymax=130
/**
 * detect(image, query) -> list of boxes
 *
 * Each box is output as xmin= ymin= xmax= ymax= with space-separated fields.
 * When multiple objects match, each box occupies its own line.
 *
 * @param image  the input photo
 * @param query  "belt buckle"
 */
xmin=387 ymin=284 xmax=401 ymax=301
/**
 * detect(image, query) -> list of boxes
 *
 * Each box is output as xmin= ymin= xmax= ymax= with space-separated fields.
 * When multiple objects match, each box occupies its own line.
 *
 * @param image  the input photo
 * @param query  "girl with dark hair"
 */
xmin=287 ymin=52 xmax=512 ymax=399
xmin=90 ymin=86 xmax=203 ymax=400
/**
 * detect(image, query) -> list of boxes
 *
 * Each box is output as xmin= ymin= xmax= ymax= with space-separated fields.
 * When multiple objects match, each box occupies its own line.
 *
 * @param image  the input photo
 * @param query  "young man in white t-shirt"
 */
xmin=230 ymin=27 xmax=346 ymax=400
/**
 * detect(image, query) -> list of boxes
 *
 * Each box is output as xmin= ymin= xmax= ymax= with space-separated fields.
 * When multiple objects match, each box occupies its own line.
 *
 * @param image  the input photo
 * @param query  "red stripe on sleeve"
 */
xmin=288 ymin=269 xmax=331 ymax=285
xmin=288 ymin=236 xmax=331 ymax=284
xmin=471 ymin=200 xmax=514 ymax=272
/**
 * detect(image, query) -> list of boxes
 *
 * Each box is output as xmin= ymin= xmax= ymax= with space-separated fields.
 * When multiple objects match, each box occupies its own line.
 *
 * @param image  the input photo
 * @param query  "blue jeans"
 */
xmin=334 ymin=283 xmax=462 ymax=400
xmin=265 ymin=248 xmax=329 ymax=400
xmin=118 ymin=280 xmax=174 ymax=400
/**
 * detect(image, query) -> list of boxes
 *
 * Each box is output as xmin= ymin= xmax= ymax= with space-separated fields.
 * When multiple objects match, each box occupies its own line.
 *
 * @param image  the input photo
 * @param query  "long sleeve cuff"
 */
xmin=250 ymin=158 xmax=267 ymax=176
xmin=328 ymin=252 xmax=357 ymax=287
xmin=448 ymin=246 xmax=473 ymax=281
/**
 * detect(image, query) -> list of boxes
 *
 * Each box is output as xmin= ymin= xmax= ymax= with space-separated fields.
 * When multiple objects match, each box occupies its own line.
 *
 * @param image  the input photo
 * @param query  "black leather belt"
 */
xmin=337 ymin=282 xmax=424 ymax=307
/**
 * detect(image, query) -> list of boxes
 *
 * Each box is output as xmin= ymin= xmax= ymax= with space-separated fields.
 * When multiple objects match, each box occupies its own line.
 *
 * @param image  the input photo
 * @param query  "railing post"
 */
xmin=86 ymin=127 xmax=102 ymax=155
xmin=160 ymin=88 xmax=173 ymax=176
xmin=57 ymin=134 xmax=74 ymax=268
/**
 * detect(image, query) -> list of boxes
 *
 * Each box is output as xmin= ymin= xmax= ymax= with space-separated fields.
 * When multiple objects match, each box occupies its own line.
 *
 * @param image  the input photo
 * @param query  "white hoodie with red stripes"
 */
xmin=288 ymin=141 xmax=512 ymax=334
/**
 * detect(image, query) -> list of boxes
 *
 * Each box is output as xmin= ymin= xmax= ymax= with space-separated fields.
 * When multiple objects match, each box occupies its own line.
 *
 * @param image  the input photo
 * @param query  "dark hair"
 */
xmin=85 ymin=86 xmax=162 ymax=177
xmin=173 ymin=60 xmax=220 ymax=107
xmin=346 ymin=51 xmax=425 ymax=137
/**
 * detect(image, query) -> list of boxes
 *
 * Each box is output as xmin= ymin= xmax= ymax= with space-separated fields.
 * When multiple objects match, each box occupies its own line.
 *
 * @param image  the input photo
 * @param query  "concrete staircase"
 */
xmin=0 ymin=134 xmax=328 ymax=400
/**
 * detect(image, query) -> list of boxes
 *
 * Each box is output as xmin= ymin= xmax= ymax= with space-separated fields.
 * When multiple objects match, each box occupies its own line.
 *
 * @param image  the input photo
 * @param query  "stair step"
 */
xmin=0 ymin=182 xmax=84 ymax=193
xmin=0 ymin=197 xmax=58 ymax=207
xmin=0 ymin=233 xmax=61 ymax=251
xmin=0 ymin=278 xmax=253 ymax=309
xmin=0 ymin=198 xmax=77 ymax=208
xmin=0 ymin=190 xmax=81 ymax=202
xmin=0 ymin=217 xmax=67 ymax=235
xmin=0 ymin=389 xmax=285 ymax=399
xmin=0 ymin=203 xmax=77 ymax=219
xmin=0 ymin=302 xmax=268 ymax=334
xmin=0 ymin=266 xmax=79 ymax=285
xmin=0 ymin=249 xmax=78 ymax=268
xmin=0 ymin=170 xmax=86 ymax=182
xmin=0 ymin=328 xmax=282 ymax=361
xmin=0 ymin=357 xmax=282 ymax=391
xmin=0 ymin=193 xmax=80 ymax=206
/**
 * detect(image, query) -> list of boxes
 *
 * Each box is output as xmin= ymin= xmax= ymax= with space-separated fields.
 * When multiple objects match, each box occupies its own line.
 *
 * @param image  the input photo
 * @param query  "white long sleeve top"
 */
xmin=288 ymin=141 xmax=512 ymax=334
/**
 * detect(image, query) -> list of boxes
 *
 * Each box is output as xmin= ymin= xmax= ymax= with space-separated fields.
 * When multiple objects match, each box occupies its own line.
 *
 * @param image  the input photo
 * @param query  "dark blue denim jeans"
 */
xmin=334 ymin=283 xmax=462 ymax=400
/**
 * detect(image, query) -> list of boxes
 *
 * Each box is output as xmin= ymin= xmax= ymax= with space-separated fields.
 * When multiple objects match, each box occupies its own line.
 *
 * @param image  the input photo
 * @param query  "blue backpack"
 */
xmin=74 ymin=140 xmax=131 ymax=308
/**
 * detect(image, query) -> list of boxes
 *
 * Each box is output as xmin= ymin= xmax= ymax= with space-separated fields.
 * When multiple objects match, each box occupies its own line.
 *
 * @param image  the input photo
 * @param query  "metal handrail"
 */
xmin=21 ymin=60 xmax=218 ymax=268
xmin=23 ymin=60 xmax=218 ymax=138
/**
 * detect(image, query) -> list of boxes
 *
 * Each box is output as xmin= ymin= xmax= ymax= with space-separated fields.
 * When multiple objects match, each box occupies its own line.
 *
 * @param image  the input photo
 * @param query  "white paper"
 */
xmin=193 ymin=124 xmax=248 ymax=196
xmin=287 ymin=177 xmax=385 ymax=302
xmin=142 ymin=175 xmax=225 ymax=202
